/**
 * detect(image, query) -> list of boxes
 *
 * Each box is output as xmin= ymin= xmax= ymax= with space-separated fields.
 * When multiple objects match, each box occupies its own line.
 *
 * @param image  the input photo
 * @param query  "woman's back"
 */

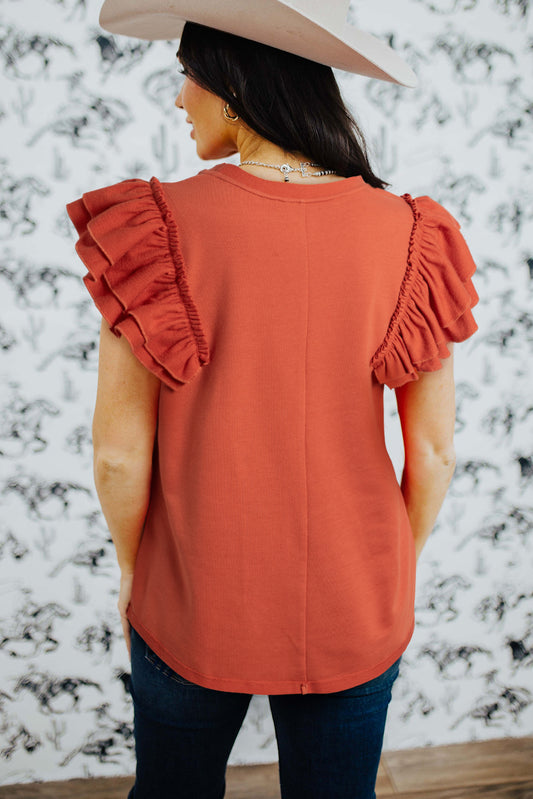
xmin=68 ymin=161 xmax=477 ymax=694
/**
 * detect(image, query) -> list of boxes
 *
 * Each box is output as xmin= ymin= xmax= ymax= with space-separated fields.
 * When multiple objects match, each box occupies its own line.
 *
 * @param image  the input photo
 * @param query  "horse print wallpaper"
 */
xmin=1 ymin=0 xmax=532 ymax=786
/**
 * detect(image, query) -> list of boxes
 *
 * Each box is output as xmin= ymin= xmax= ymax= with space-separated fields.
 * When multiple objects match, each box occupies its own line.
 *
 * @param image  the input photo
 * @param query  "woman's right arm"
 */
xmin=395 ymin=346 xmax=457 ymax=562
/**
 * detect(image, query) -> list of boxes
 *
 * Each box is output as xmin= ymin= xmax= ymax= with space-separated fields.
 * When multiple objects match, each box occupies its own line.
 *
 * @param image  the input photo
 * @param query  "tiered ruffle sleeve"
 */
xmin=66 ymin=177 xmax=210 ymax=390
xmin=371 ymin=195 xmax=479 ymax=389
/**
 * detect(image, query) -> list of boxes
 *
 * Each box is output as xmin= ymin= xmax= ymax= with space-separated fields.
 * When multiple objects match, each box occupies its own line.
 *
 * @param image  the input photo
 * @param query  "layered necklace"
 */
xmin=239 ymin=160 xmax=336 ymax=183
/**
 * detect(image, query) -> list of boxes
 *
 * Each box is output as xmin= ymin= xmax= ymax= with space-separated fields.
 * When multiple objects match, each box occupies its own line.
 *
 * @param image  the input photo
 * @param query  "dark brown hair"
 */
xmin=177 ymin=22 xmax=388 ymax=189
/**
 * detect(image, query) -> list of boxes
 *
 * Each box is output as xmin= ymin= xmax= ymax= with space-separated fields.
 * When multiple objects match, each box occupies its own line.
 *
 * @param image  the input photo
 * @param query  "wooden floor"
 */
xmin=0 ymin=736 xmax=532 ymax=798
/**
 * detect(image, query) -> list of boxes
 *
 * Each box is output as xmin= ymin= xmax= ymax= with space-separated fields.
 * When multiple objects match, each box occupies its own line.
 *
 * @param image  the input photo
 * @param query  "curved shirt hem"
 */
xmin=127 ymin=607 xmax=414 ymax=695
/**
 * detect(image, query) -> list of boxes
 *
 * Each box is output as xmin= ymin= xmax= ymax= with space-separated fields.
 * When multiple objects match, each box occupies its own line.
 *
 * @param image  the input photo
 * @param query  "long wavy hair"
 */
xmin=177 ymin=22 xmax=388 ymax=189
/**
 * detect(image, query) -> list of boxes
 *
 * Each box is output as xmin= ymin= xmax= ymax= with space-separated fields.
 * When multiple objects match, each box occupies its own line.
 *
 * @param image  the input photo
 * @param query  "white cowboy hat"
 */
xmin=99 ymin=0 xmax=417 ymax=87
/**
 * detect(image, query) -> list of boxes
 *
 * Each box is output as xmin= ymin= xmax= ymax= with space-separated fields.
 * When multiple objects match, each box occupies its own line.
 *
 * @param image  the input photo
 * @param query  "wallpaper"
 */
xmin=0 ymin=0 xmax=532 ymax=786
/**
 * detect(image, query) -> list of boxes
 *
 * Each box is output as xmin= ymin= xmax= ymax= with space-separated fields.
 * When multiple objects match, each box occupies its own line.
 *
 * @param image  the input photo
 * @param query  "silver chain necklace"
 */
xmin=239 ymin=160 xmax=337 ymax=183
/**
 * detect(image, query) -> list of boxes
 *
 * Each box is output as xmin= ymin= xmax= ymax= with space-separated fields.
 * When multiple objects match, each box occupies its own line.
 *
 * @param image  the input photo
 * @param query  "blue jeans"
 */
xmin=127 ymin=625 xmax=401 ymax=799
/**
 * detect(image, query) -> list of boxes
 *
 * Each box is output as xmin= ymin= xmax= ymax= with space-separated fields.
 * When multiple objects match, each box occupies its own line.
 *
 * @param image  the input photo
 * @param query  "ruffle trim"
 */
xmin=370 ymin=194 xmax=479 ymax=389
xmin=66 ymin=177 xmax=210 ymax=390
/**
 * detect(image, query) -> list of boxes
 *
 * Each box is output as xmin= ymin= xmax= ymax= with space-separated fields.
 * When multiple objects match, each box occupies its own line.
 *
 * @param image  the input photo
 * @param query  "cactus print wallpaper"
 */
xmin=1 ymin=0 xmax=532 ymax=787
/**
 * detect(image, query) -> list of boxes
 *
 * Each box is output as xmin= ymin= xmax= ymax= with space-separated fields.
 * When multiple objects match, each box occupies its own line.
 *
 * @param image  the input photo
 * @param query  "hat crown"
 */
xmin=281 ymin=0 xmax=350 ymax=32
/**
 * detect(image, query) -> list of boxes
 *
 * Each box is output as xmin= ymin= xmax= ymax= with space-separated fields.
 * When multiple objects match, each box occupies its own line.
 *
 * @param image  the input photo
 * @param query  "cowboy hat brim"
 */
xmin=98 ymin=0 xmax=418 ymax=87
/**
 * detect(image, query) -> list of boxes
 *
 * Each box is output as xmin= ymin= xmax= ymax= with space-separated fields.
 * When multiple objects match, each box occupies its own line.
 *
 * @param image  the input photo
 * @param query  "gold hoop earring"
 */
xmin=223 ymin=103 xmax=239 ymax=122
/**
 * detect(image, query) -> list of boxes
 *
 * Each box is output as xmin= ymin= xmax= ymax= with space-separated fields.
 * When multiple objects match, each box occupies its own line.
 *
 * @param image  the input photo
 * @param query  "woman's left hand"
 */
xmin=118 ymin=570 xmax=135 ymax=659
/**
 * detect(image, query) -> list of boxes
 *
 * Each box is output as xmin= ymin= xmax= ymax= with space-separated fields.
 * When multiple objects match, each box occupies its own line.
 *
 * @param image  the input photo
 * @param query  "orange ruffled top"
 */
xmin=67 ymin=163 xmax=478 ymax=694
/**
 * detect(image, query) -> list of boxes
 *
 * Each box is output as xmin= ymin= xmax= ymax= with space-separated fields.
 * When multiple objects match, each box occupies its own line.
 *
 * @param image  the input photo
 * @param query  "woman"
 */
xmin=67 ymin=4 xmax=478 ymax=798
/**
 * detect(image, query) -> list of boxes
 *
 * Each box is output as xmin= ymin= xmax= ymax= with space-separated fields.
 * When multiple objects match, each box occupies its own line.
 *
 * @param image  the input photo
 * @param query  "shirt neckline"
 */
xmin=203 ymin=162 xmax=367 ymax=201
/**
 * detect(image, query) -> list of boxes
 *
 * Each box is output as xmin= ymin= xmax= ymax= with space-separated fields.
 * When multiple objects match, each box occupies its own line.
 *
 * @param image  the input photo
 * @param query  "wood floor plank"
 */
xmin=226 ymin=764 xmax=280 ymax=799
xmin=386 ymin=780 xmax=533 ymax=799
xmin=375 ymin=758 xmax=397 ymax=795
xmin=0 ymin=776 xmax=135 ymax=799
xmin=383 ymin=737 xmax=533 ymax=793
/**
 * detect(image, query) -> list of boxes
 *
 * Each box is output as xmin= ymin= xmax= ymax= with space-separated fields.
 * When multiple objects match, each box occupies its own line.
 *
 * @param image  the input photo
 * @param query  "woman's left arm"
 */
xmin=92 ymin=320 xmax=161 ymax=654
